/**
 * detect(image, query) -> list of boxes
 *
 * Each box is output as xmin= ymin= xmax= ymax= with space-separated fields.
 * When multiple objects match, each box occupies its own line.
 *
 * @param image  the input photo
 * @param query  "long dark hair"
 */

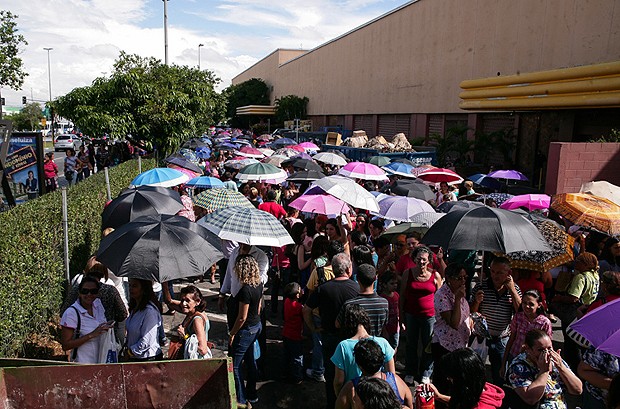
xmin=180 ymin=285 xmax=207 ymax=312
xmin=129 ymin=278 xmax=159 ymax=312
xmin=601 ymin=237 xmax=620 ymax=266
xmin=436 ymin=348 xmax=486 ymax=409
xmin=519 ymin=289 xmax=545 ymax=316
xmin=354 ymin=377 xmax=401 ymax=409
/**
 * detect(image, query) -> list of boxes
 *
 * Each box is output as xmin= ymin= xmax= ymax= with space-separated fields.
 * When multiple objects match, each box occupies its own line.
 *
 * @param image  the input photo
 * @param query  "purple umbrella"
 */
xmin=569 ymin=298 xmax=620 ymax=357
xmin=374 ymin=196 xmax=435 ymax=222
xmin=289 ymin=194 xmax=350 ymax=216
xmin=487 ymin=169 xmax=529 ymax=181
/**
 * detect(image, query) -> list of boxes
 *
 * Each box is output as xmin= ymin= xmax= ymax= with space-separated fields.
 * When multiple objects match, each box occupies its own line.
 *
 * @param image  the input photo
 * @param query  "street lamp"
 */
xmin=163 ymin=0 xmax=169 ymax=65
xmin=43 ymin=47 xmax=53 ymax=139
xmin=198 ymin=43 xmax=204 ymax=70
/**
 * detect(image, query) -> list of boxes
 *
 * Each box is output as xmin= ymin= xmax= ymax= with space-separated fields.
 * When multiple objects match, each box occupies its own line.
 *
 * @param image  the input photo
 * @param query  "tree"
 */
xmin=223 ymin=78 xmax=270 ymax=128
xmin=9 ymin=102 xmax=43 ymax=131
xmin=274 ymin=95 xmax=309 ymax=125
xmin=54 ymin=52 xmax=226 ymax=157
xmin=0 ymin=11 xmax=28 ymax=119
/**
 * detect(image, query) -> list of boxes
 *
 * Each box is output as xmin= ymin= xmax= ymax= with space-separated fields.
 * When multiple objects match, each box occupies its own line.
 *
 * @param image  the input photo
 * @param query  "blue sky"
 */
xmin=2 ymin=0 xmax=408 ymax=107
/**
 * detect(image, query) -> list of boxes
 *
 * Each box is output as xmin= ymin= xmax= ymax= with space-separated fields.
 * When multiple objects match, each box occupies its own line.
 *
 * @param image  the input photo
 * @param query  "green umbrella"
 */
xmin=381 ymin=222 xmax=429 ymax=243
xmin=194 ymin=188 xmax=254 ymax=212
xmin=366 ymin=156 xmax=391 ymax=167
xmin=236 ymin=162 xmax=288 ymax=182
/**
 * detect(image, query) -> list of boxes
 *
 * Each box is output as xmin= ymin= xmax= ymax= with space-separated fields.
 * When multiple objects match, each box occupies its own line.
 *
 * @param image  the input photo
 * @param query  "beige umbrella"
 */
xmin=580 ymin=181 xmax=620 ymax=206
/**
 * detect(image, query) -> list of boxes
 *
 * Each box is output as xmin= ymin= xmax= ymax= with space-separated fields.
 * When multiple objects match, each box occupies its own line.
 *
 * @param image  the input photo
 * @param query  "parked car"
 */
xmin=53 ymin=134 xmax=77 ymax=151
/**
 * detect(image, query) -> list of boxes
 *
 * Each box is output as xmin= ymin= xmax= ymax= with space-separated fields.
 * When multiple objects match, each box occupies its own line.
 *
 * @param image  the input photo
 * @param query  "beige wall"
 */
xmin=232 ymin=0 xmax=620 ymax=115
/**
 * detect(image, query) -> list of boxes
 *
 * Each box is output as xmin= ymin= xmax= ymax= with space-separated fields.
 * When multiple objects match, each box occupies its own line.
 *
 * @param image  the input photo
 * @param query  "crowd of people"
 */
xmin=57 ymin=129 xmax=620 ymax=409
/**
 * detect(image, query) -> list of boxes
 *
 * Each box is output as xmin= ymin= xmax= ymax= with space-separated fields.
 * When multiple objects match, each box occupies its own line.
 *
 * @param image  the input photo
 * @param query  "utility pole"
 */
xmin=198 ymin=43 xmax=204 ymax=70
xmin=163 ymin=0 xmax=169 ymax=65
xmin=44 ymin=47 xmax=54 ymax=139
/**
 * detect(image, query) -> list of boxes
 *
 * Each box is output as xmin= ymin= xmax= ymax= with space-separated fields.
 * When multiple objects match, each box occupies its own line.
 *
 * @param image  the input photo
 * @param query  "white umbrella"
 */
xmin=373 ymin=196 xmax=436 ymax=222
xmin=313 ymin=152 xmax=348 ymax=166
xmin=408 ymin=211 xmax=445 ymax=227
xmin=580 ymin=181 xmax=620 ymax=206
xmin=309 ymin=175 xmax=380 ymax=212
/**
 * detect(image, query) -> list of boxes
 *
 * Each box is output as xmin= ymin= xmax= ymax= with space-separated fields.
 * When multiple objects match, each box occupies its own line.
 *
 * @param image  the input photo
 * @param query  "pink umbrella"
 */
xmin=500 ymin=194 xmax=551 ymax=211
xmin=298 ymin=142 xmax=319 ymax=151
xmin=167 ymin=164 xmax=201 ymax=180
xmin=289 ymin=194 xmax=350 ymax=216
xmin=411 ymin=165 xmax=436 ymax=177
xmin=290 ymin=145 xmax=306 ymax=153
xmin=339 ymin=161 xmax=388 ymax=181
xmin=237 ymin=146 xmax=265 ymax=159
xmin=416 ymin=168 xmax=463 ymax=184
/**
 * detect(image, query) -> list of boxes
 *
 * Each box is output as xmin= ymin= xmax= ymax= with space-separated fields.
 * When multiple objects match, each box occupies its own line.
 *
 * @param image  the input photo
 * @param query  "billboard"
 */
xmin=0 ymin=128 xmax=44 ymax=207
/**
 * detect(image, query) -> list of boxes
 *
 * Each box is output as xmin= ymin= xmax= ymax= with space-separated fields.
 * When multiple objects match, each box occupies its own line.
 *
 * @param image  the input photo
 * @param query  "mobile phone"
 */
xmin=107 ymin=320 xmax=116 ymax=326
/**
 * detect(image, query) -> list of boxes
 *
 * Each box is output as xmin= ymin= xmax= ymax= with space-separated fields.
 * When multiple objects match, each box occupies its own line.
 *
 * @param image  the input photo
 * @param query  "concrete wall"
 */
xmin=545 ymin=142 xmax=620 ymax=195
xmin=233 ymin=0 xmax=620 ymax=116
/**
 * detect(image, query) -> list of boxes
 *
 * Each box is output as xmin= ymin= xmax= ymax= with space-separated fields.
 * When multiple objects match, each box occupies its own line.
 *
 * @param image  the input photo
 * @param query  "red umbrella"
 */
xmin=416 ymin=168 xmax=463 ymax=184
xmin=290 ymin=145 xmax=305 ymax=152
xmin=237 ymin=146 xmax=264 ymax=159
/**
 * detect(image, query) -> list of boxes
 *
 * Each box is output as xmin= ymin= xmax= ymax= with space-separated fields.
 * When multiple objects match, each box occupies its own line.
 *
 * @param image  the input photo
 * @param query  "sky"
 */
xmin=2 ymin=0 xmax=408 ymax=108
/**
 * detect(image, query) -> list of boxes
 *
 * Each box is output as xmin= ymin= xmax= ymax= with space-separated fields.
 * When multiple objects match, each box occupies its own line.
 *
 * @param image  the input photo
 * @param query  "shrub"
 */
xmin=0 ymin=158 xmax=155 ymax=357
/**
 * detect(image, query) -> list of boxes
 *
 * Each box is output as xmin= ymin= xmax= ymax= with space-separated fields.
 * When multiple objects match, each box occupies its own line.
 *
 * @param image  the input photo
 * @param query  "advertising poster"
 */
xmin=0 ymin=131 xmax=44 ymax=207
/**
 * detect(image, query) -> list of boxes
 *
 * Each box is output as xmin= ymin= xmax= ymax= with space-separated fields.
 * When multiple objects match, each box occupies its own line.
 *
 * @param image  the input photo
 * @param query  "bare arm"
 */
xmin=162 ymin=283 xmax=183 ymax=313
xmin=297 ymin=246 xmax=312 ymax=270
xmin=334 ymin=367 xmax=346 ymax=397
xmin=228 ymin=302 xmax=249 ymax=345
xmin=551 ymin=350 xmax=582 ymax=395
xmin=577 ymin=361 xmax=613 ymax=391
xmin=335 ymin=382 xmax=354 ymax=409
xmin=192 ymin=314 xmax=210 ymax=356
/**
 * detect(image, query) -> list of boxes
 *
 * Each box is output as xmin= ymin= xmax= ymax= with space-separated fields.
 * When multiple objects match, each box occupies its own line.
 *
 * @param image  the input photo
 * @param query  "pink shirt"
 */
xmin=432 ymin=283 xmax=471 ymax=351
xmin=508 ymin=312 xmax=553 ymax=357
xmin=177 ymin=195 xmax=196 ymax=221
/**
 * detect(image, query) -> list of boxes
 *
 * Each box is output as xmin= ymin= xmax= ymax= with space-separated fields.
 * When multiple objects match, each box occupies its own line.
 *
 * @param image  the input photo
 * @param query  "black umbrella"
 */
xmin=437 ymin=200 xmax=485 ymax=213
xmin=101 ymin=186 xmax=184 ymax=230
xmin=287 ymin=170 xmax=326 ymax=182
xmin=391 ymin=179 xmax=435 ymax=201
xmin=281 ymin=158 xmax=323 ymax=172
xmin=164 ymin=156 xmax=203 ymax=174
xmin=420 ymin=206 xmax=552 ymax=253
xmin=97 ymin=214 xmax=224 ymax=282
xmin=183 ymin=138 xmax=207 ymax=149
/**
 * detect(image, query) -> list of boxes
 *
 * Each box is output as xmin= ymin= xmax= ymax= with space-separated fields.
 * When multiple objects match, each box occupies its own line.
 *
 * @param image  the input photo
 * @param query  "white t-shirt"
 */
xmin=60 ymin=299 xmax=107 ymax=363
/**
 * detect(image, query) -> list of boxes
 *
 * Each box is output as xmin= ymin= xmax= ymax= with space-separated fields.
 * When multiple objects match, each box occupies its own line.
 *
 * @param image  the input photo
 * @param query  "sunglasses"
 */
xmin=79 ymin=288 xmax=99 ymax=295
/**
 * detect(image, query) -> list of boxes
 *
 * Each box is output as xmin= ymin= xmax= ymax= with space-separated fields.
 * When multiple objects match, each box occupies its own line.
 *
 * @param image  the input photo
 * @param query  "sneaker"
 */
xmin=404 ymin=375 xmax=415 ymax=385
xmin=306 ymin=368 xmax=325 ymax=382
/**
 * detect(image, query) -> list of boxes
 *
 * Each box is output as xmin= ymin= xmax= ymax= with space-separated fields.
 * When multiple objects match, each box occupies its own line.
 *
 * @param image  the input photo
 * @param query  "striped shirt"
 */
xmin=337 ymin=293 xmax=389 ymax=336
xmin=471 ymin=279 xmax=521 ymax=337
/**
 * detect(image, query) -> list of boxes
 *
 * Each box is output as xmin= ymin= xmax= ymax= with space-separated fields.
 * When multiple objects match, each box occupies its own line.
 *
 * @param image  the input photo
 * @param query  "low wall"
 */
xmin=545 ymin=142 xmax=620 ymax=195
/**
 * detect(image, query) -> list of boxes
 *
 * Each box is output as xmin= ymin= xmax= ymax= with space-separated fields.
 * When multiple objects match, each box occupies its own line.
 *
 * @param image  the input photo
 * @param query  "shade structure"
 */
xmin=382 ymin=162 xmax=416 ymax=178
xmin=101 ymin=186 xmax=184 ymax=230
xmin=237 ymin=162 xmax=288 ymax=183
xmin=408 ymin=211 xmax=446 ymax=227
xmin=287 ymin=170 xmax=326 ymax=182
xmin=417 ymin=168 xmax=463 ymax=184
xmin=194 ymin=188 xmax=254 ymax=212
xmin=505 ymin=219 xmax=575 ymax=272
xmin=281 ymin=157 xmax=323 ymax=172
xmin=236 ymin=146 xmax=264 ymax=159
xmin=272 ymin=147 xmax=300 ymax=158
xmin=339 ymin=161 xmax=388 ymax=181
xmin=309 ymin=175 xmax=380 ymax=212
xmin=184 ymin=176 xmax=225 ymax=189
xmin=130 ymin=168 xmax=190 ymax=188
xmin=96 ymin=214 xmax=223 ymax=283
xmin=551 ymin=193 xmax=620 ymax=236
xmin=468 ymin=173 xmax=503 ymax=190
xmin=164 ymin=156 xmax=203 ymax=174
xmin=580 ymin=180 xmax=620 ymax=206
xmin=438 ymin=200 xmax=485 ymax=213
xmin=487 ymin=169 xmax=528 ymax=181
xmin=313 ymin=152 xmax=348 ymax=166
xmin=298 ymin=142 xmax=319 ymax=151
xmin=366 ymin=156 xmax=391 ymax=167
xmin=374 ymin=196 xmax=435 ymax=222
xmin=199 ymin=206 xmax=294 ymax=247
xmin=421 ymin=206 xmax=552 ymax=253
xmin=391 ymin=179 xmax=435 ymax=202
xmin=223 ymin=158 xmax=259 ymax=170
xmin=289 ymin=194 xmax=350 ymax=216
xmin=499 ymin=194 xmax=551 ymax=211
xmin=382 ymin=222 xmax=430 ymax=241
xmin=568 ymin=298 xmax=620 ymax=357
xmin=270 ymin=138 xmax=297 ymax=148
xmin=261 ymin=155 xmax=287 ymax=167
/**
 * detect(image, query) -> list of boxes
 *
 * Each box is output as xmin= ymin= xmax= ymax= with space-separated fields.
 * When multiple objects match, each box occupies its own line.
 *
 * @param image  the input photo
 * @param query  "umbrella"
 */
xmin=199 ymin=206 xmax=294 ymax=247
xmin=257 ymin=148 xmax=274 ymax=157
xmin=257 ymin=134 xmax=272 ymax=142
xmin=366 ymin=156 xmax=391 ymax=167
xmin=505 ymin=219 xmax=575 ymax=272
xmin=568 ymin=298 xmax=620 ymax=357
xmin=183 ymin=138 xmax=208 ymax=149
xmin=270 ymin=138 xmax=297 ymax=148
xmin=224 ymin=158 xmax=259 ymax=170
xmin=261 ymin=155 xmax=288 ymax=167
xmin=298 ymin=142 xmax=320 ymax=151
xmin=477 ymin=192 xmax=514 ymax=206
xmin=370 ymin=191 xmax=391 ymax=202
xmin=408 ymin=211 xmax=446 ymax=227
xmin=237 ymin=162 xmax=288 ymax=183
xmin=101 ymin=186 xmax=184 ymax=230
xmin=421 ymin=206 xmax=552 ymax=253
xmin=309 ymin=175 xmax=380 ymax=212
xmin=130 ymin=168 xmax=190 ymax=188
xmin=273 ymin=147 xmax=301 ymax=158
xmin=382 ymin=222 xmax=430 ymax=241
xmin=339 ymin=161 xmax=388 ymax=181
xmin=184 ymin=176 xmax=226 ymax=189
xmin=391 ymin=158 xmax=416 ymax=166
xmin=236 ymin=146 xmax=264 ymax=159
xmin=217 ymin=142 xmax=239 ymax=150
xmin=327 ymin=149 xmax=348 ymax=159
xmin=287 ymin=170 xmax=326 ymax=182
xmin=417 ymin=168 xmax=464 ymax=184
xmin=167 ymin=164 xmax=201 ymax=180
xmin=194 ymin=188 xmax=254 ymax=212
xmin=374 ymin=196 xmax=435 ymax=222
xmin=195 ymin=147 xmax=211 ymax=159
xmin=290 ymin=145 xmax=306 ymax=153
xmin=410 ymin=165 xmax=437 ymax=177
xmin=438 ymin=200 xmax=485 ymax=213
xmin=468 ymin=173 xmax=503 ymax=190
xmin=487 ymin=169 xmax=529 ymax=181
xmin=281 ymin=158 xmax=323 ymax=172
xmin=313 ymin=152 xmax=348 ymax=166
xmin=499 ymin=194 xmax=551 ymax=211
xmin=383 ymin=162 xmax=416 ymax=178
xmin=96 ymin=214 xmax=224 ymax=282
xmin=290 ymin=152 xmax=314 ymax=160
xmin=391 ymin=179 xmax=435 ymax=202
xmin=289 ymin=194 xmax=350 ymax=216
xmin=165 ymin=156 xmax=203 ymax=174
xmin=580 ymin=181 xmax=620 ymax=206
xmin=551 ymin=193 xmax=620 ymax=236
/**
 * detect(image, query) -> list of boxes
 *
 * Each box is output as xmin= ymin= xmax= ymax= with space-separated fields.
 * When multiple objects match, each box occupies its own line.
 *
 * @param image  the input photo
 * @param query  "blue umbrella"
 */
xmin=218 ymin=142 xmax=239 ymax=150
xmin=196 ymin=147 xmax=211 ymax=159
xmin=270 ymin=138 xmax=297 ymax=148
xmin=185 ymin=176 xmax=225 ymax=189
xmin=383 ymin=162 xmax=415 ymax=178
xmin=130 ymin=168 xmax=189 ymax=188
xmin=468 ymin=173 xmax=503 ymax=190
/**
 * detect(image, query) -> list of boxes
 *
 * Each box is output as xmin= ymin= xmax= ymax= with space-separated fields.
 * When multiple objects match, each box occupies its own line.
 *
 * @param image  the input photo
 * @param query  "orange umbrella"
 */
xmin=551 ymin=193 xmax=620 ymax=236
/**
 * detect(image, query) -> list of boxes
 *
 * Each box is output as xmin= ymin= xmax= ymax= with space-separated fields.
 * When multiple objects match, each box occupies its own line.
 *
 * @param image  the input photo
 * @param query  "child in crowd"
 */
xmin=282 ymin=282 xmax=304 ymax=384
xmin=379 ymin=271 xmax=400 ymax=351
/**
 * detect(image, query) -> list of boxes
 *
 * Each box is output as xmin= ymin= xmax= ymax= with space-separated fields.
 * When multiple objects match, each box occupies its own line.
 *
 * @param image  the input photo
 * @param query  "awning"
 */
xmin=235 ymin=105 xmax=276 ymax=115
xmin=459 ymin=61 xmax=620 ymax=111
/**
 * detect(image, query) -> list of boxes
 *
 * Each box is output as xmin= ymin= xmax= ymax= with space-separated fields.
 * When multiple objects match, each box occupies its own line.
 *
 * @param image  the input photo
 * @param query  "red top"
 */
xmin=517 ymin=276 xmax=547 ymax=302
xmin=473 ymin=382 xmax=505 ymax=409
xmin=44 ymin=160 xmax=58 ymax=179
xmin=404 ymin=271 xmax=436 ymax=317
xmin=586 ymin=294 xmax=620 ymax=314
xmin=258 ymin=201 xmax=287 ymax=219
xmin=283 ymin=298 xmax=303 ymax=341
xmin=381 ymin=292 xmax=400 ymax=335
xmin=395 ymin=252 xmax=441 ymax=274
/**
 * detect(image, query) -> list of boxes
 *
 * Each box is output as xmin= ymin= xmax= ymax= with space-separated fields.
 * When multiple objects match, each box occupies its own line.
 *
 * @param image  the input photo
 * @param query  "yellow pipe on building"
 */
xmin=459 ymin=77 xmax=620 ymax=99
xmin=458 ymin=91 xmax=620 ymax=110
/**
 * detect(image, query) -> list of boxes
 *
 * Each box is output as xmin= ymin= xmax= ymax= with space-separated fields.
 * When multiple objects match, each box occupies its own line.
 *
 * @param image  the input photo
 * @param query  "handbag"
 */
xmin=167 ymin=339 xmax=184 ymax=360
xmin=184 ymin=334 xmax=213 ymax=359
xmin=470 ymin=337 xmax=488 ymax=363
xmin=253 ymin=339 xmax=261 ymax=360
xmin=98 ymin=328 xmax=120 ymax=363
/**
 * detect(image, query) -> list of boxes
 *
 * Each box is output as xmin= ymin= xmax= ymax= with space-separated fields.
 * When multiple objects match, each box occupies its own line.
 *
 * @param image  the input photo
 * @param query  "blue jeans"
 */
xmin=405 ymin=314 xmax=435 ymax=380
xmin=232 ymin=322 xmax=262 ymax=404
xmin=310 ymin=315 xmax=324 ymax=376
xmin=488 ymin=335 xmax=508 ymax=386
xmin=283 ymin=337 xmax=304 ymax=382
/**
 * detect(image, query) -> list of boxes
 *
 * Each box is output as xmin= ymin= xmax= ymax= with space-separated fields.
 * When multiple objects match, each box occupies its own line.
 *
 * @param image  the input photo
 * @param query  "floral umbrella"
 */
xmin=551 ymin=193 xmax=620 ymax=236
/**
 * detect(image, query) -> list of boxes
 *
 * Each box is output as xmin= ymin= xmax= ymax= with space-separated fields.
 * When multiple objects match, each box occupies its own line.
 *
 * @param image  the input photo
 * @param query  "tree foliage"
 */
xmin=54 ymin=52 xmax=226 ymax=157
xmin=274 ymin=95 xmax=309 ymax=125
xmin=9 ymin=102 xmax=43 ymax=131
xmin=223 ymin=78 xmax=270 ymax=128
xmin=0 ymin=10 xmax=28 ymax=90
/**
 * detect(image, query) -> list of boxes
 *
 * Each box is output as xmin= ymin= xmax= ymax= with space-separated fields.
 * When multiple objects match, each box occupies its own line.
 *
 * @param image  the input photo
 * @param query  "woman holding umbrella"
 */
xmin=124 ymin=278 xmax=163 ymax=361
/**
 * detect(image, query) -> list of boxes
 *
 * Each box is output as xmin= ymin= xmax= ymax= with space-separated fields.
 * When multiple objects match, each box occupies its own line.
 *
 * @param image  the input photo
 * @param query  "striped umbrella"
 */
xmin=236 ymin=162 xmax=288 ymax=183
xmin=198 ymin=206 xmax=294 ymax=247
xmin=551 ymin=193 xmax=620 ymax=236
xmin=194 ymin=188 xmax=253 ymax=212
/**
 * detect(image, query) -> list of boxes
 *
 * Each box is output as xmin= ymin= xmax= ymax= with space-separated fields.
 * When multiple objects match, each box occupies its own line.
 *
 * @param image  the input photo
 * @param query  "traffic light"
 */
xmin=1 ymin=98 xmax=5 ymax=106
xmin=22 ymin=96 xmax=27 ymax=105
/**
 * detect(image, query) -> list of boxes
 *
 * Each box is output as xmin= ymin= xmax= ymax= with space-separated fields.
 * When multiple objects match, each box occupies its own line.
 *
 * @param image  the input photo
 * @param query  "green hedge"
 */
xmin=0 ymin=158 xmax=155 ymax=357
